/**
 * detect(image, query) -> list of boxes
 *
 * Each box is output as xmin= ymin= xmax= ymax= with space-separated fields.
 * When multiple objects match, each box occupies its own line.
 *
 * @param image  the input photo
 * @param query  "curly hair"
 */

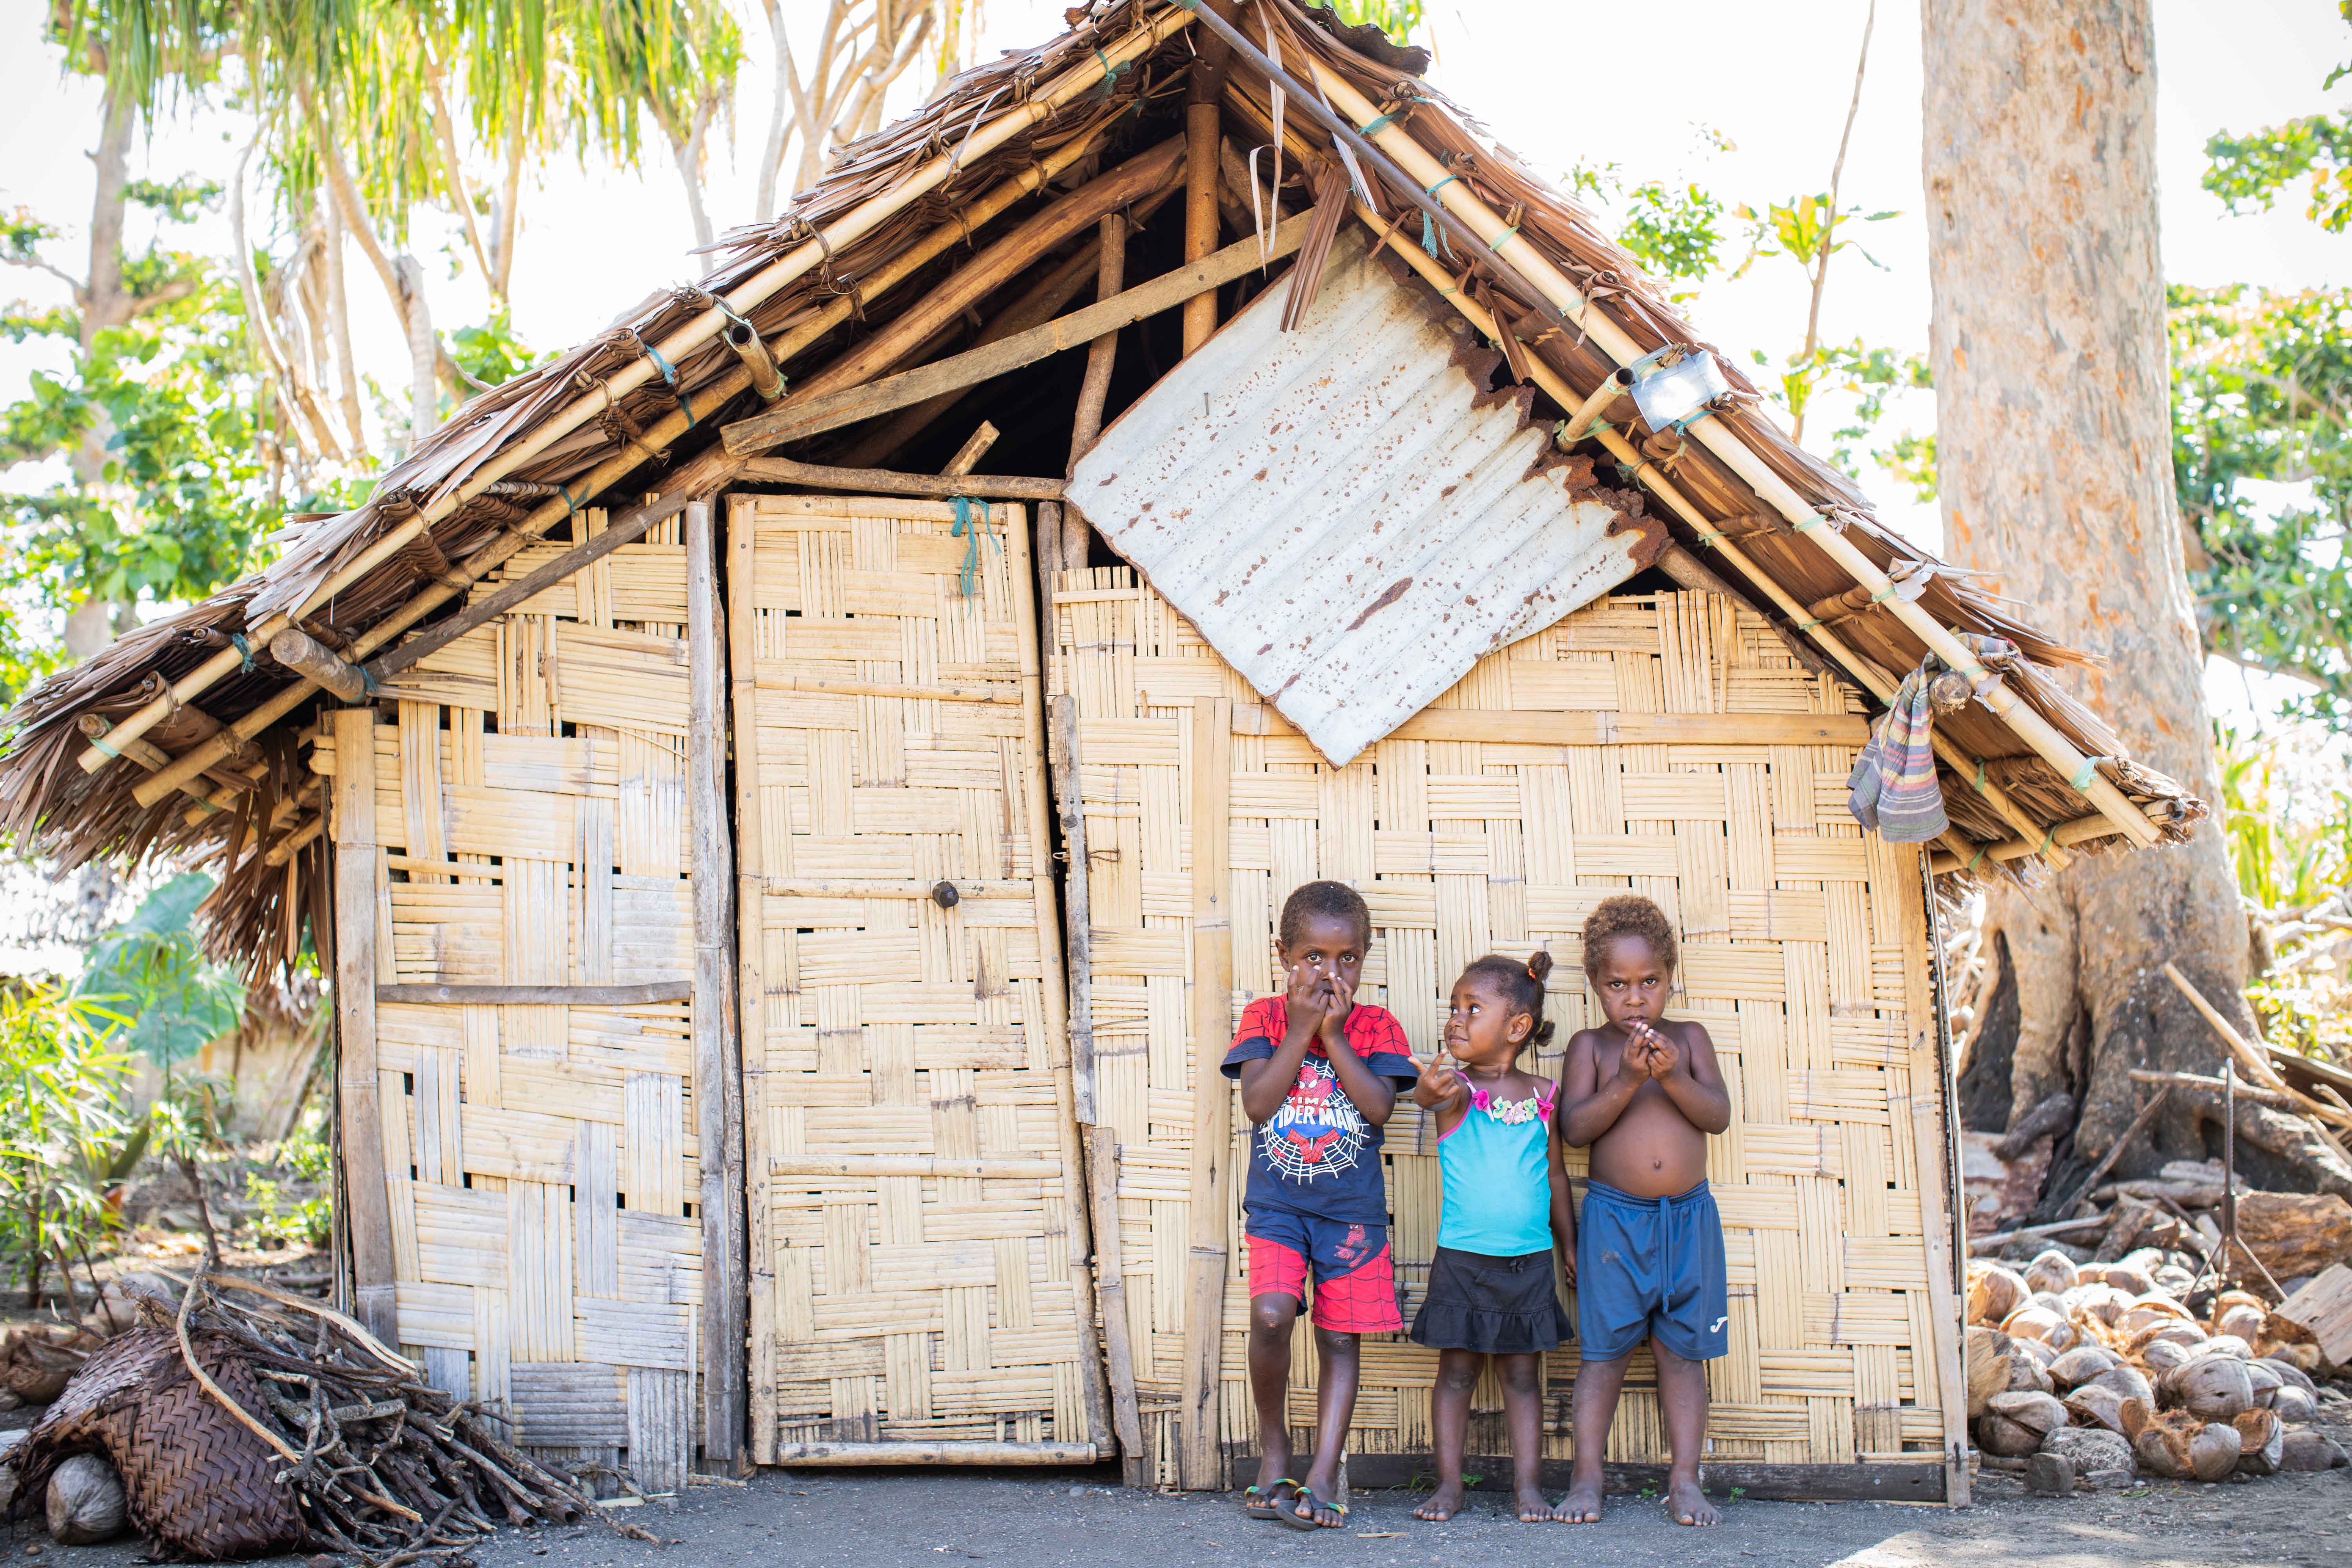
xmin=1581 ymin=894 xmax=1679 ymax=978
xmin=1457 ymin=949 xmax=1557 ymax=1053
xmin=1278 ymin=880 xmax=1372 ymax=951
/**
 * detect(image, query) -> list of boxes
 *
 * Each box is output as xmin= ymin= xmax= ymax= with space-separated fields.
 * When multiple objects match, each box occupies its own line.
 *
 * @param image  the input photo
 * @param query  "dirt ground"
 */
xmin=2 ymin=1457 xmax=2347 ymax=1568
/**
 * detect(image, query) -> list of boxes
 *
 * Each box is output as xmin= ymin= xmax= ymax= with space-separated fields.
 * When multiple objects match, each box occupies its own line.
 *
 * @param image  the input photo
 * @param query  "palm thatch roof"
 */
xmin=0 ymin=0 xmax=2202 ymax=992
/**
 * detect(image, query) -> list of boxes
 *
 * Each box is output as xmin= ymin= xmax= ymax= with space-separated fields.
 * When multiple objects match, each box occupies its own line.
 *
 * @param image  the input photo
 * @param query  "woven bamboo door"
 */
xmin=729 ymin=493 xmax=1103 ymax=1464
xmin=1052 ymin=577 xmax=1965 ymax=1493
xmin=321 ymin=508 xmax=705 ymax=1492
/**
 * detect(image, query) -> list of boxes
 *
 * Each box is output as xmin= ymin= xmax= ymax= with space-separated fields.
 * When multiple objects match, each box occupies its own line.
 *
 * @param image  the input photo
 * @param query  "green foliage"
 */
xmin=1319 ymin=0 xmax=1426 ymax=44
xmin=243 ymin=1129 xmax=331 ymax=1249
xmin=2214 ymin=724 xmax=2352 ymax=910
xmin=1733 ymin=193 xmax=1898 ymax=283
xmin=1749 ymin=338 xmax=1931 ymax=474
xmin=78 ymin=873 xmax=245 ymax=1066
xmin=2203 ymin=112 xmax=2352 ymax=236
xmin=1566 ymin=159 xmax=1728 ymax=295
xmin=2171 ymin=283 xmax=2352 ymax=721
xmin=449 ymin=306 xmax=551 ymax=389
xmin=0 ymin=984 xmax=139 ymax=1294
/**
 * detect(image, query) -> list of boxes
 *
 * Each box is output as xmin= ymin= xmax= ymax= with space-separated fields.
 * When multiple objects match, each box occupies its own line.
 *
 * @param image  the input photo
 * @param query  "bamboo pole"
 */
xmin=1050 ymin=692 xmax=1096 ymax=1124
xmin=1004 ymin=502 xmax=1115 ymax=1456
xmin=76 ymin=9 xmax=1198 ymax=776
xmin=1083 ymin=1124 xmax=1148 ymax=1488
xmin=1898 ymin=849 xmax=1969 ymax=1505
xmin=775 ymin=1440 xmax=1096 ymax=1465
xmin=1068 ymin=215 xmax=1129 ymax=465
xmin=1346 ymin=202 xmax=2061 ymax=873
xmin=1178 ymin=695 xmax=1234 ymax=1489
xmin=726 ymin=493 xmax=776 ymax=1467
xmin=724 ymin=211 xmax=1314 ymax=454
xmin=1181 ymin=2 xmax=1240 ymax=355
xmin=1284 ymin=42 xmax=2159 ymax=849
xmin=375 ymin=982 xmax=691 ymax=1005
xmin=330 ymin=705 xmax=397 ymax=1347
xmin=686 ymin=499 xmax=748 ymax=1467
xmin=740 ymin=457 xmax=1064 ymax=500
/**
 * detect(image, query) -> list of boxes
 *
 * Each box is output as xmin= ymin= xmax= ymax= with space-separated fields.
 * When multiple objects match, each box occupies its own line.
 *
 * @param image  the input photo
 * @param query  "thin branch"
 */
xmin=1794 ymin=0 xmax=1876 ymax=447
xmin=2 ymin=254 xmax=90 ymax=302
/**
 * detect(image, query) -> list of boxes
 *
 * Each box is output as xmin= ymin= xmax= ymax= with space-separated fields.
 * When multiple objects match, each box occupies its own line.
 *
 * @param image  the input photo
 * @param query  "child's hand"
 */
xmin=1318 ymin=967 xmax=1359 ymax=1044
xmin=1284 ymin=962 xmax=1329 ymax=1036
xmin=1611 ymin=1034 xmax=1653 ymax=1089
xmin=1558 ymin=1250 xmax=1576 ymax=1286
xmin=1642 ymin=1026 xmax=1682 ymax=1081
xmin=1423 ymin=1047 xmax=1466 ymax=1103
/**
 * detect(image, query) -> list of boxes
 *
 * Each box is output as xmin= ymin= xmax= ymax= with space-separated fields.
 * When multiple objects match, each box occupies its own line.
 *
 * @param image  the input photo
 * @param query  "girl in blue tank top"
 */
xmin=1407 ymin=949 xmax=1577 ymax=1526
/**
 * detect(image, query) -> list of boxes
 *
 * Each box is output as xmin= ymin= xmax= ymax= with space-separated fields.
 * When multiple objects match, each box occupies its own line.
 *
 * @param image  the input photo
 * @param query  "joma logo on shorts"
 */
xmin=1709 ymin=1316 xmax=1728 ymax=1333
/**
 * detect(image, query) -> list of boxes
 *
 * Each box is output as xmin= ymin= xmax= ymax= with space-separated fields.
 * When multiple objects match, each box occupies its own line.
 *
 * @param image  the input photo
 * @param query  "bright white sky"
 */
xmin=0 ymin=0 xmax=2344 ymax=729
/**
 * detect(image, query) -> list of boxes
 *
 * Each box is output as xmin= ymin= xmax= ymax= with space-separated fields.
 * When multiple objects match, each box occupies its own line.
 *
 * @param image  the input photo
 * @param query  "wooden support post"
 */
xmin=686 ymin=499 xmax=748 ymax=1469
xmin=728 ymin=494 xmax=777 ymax=1467
xmin=331 ymin=705 xmax=398 ymax=1347
xmin=1182 ymin=2 xmax=1238 ymax=356
xmin=1900 ymin=848 xmax=1969 ymax=1504
xmin=1051 ymin=691 xmax=1095 ymax=1124
xmin=1179 ymin=696 xmax=1235 ymax=1489
xmin=1083 ymin=1124 xmax=1148 ymax=1488
xmin=1069 ymin=215 xmax=1128 ymax=466
xmin=739 ymin=457 xmax=1063 ymax=501
xmin=723 ymin=318 xmax=784 ymax=400
xmin=942 ymin=422 xmax=1000 ymax=477
xmin=1004 ymin=503 xmax=1115 ymax=1456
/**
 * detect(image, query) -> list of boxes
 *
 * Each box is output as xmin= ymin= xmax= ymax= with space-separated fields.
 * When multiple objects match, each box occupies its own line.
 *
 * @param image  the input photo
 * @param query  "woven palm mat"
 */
xmin=8 ymin=1325 xmax=301 ymax=1560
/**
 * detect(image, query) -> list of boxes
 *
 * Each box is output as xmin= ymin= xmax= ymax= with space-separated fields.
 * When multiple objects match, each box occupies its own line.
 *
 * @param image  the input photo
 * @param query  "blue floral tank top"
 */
xmin=1436 ymin=1082 xmax=1557 ymax=1256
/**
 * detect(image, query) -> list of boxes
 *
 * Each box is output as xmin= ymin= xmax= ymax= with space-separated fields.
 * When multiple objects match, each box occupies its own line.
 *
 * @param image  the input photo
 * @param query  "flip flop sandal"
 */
xmin=1279 ymin=1485 xmax=1347 ymax=1531
xmin=1243 ymin=1479 xmax=1301 ymax=1521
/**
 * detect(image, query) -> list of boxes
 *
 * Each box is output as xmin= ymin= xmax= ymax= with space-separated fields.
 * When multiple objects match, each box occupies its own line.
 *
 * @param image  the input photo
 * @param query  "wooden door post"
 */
xmin=332 ymin=705 xmax=398 ymax=1345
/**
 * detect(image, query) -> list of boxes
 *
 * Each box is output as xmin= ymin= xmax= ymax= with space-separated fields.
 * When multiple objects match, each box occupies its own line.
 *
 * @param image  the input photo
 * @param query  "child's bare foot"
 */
xmin=1412 ymin=1481 xmax=1464 ymax=1521
xmin=1668 ymin=1474 xmax=1719 ymax=1526
xmin=1558 ymin=1475 xmax=1602 ymax=1523
xmin=1514 ymin=1486 xmax=1555 ymax=1523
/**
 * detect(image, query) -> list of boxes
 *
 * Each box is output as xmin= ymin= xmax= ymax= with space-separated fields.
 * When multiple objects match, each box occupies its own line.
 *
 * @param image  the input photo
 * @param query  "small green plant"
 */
xmin=0 ymin=984 xmax=140 ymax=1309
xmin=243 ymin=1174 xmax=331 ymax=1248
xmin=1728 ymin=1486 xmax=1746 ymax=1503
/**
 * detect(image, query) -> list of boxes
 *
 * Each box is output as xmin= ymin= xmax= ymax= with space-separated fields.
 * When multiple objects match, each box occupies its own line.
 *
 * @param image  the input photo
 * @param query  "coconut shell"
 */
xmin=2133 ymin=1409 xmax=2243 ymax=1481
xmin=1966 ymin=1327 xmax=2015 ymax=1419
xmin=2063 ymin=1384 xmax=2132 ymax=1434
xmin=2048 ymin=1344 xmax=2120 ymax=1391
xmin=1988 ymin=1389 xmax=2070 ymax=1437
xmin=2197 ymin=1334 xmax=2253 ymax=1360
xmin=2233 ymin=1407 xmax=2284 ymax=1475
xmin=2156 ymin=1356 xmax=2253 ymax=1422
xmin=2280 ymin=1428 xmax=2350 ymax=1471
xmin=2016 ymin=1336 xmax=2059 ymax=1369
xmin=1967 ymin=1262 xmax=2030 ymax=1327
xmin=2024 ymin=1249 xmax=2080 ymax=1296
xmin=2127 ymin=1319 xmax=2205 ymax=1357
xmin=2244 ymin=1359 xmax=2282 ymax=1407
xmin=2100 ymin=1263 xmax=2156 ymax=1296
xmin=2042 ymin=1425 xmax=2133 ymax=1474
xmin=45 ymin=1453 xmax=125 ymax=1544
xmin=2065 ymin=1283 xmax=2132 ymax=1328
xmin=2119 ymin=1396 xmax=2153 ymax=1440
xmin=1976 ymin=1412 xmax=2042 ymax=1457
xmin=2003 ymin=1304 xmax=2076 ymax=1350
xmin=2082 ymin=1364 xmax=2154 ymax=1404
xmin=2258 ymin=1356 xmax=2319 ymax=1396
xmin=2272 ymin=1385 xmax=2319 ymax=1423
xmin=2137 ymin=1338 xmax=2193 ymax=1374
xmin=2257 ymin=1339 xmax=2324 ymax=1376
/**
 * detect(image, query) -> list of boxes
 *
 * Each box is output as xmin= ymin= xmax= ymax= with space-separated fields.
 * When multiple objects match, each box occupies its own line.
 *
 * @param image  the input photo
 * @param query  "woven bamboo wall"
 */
xmin=1049 ymin=572 xmax=1963 ymax=1486
xmin=318 ymin=510 xmax=703 ymax=1489
xmin=731 ymin=494 xmax=1100 ymax=1463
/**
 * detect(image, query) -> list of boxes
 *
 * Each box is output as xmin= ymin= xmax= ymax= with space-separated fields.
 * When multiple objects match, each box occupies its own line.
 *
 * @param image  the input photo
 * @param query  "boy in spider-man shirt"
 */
xmin=1224 ymin=881 xmax=1418 ymax=1531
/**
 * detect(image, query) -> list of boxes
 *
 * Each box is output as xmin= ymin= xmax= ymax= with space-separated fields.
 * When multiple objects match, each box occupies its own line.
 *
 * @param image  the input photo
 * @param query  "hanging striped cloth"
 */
xmin=1847 ymin=635 xmax=2019 ymax=844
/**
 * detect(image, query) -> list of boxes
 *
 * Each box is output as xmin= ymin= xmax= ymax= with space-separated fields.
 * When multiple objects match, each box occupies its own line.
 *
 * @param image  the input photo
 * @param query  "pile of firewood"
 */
xmin=1967 ymin=1243 xmax=2352 ymax=1488
xmin=3 ymin=1271 xmax=657 ymax=1564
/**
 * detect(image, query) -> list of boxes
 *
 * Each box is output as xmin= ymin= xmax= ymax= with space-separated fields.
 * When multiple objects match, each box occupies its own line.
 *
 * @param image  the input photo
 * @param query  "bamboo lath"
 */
xmin=1050 ymin=574 xmax=1962 ymax=1485
xmin=315 ymin=509 xmax=706 ymax=1490
xmin=735 ymin=493 xmax=1099 ymax=1462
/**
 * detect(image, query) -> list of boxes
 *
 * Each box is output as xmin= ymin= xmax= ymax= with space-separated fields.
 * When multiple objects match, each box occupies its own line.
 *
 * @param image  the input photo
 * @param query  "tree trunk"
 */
xmin=398 ymin=254 xmax=437 ymax=456
xmin=1922 ymin=0 xmax=2262 ymax=1187
xmin=64 ymin=87 xmax=139 ymax=661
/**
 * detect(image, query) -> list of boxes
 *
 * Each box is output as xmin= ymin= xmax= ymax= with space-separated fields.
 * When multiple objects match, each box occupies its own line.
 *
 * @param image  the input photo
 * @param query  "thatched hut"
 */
xmin=1 ymin=0 xmax=2201 ymax=1503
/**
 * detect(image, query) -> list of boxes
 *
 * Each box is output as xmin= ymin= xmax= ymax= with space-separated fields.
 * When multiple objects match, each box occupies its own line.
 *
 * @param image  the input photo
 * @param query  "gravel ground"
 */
xmin=13 ymin=1457 xmax=2349 ymax=1568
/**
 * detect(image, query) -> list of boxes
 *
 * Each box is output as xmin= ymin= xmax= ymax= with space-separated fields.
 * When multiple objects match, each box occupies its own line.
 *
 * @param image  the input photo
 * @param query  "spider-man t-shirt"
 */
xmin=1221 ymin=996 xmax=1419 ymax=1225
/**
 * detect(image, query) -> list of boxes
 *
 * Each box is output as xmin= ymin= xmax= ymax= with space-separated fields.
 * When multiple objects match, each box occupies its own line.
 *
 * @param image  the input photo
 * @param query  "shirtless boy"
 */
xmin=1555 ymin=895 xmax=1731 ymax=1528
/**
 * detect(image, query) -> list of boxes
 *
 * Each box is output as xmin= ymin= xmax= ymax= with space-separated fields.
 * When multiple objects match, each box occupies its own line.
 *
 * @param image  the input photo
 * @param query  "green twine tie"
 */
xmin=951 ymin=497 xmax=997 ymax=599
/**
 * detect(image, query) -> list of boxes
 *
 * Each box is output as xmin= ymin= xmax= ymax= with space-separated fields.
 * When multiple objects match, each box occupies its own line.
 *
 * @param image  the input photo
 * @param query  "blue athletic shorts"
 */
xmin=1575 ymin=1178 xmax=1729 ymax=1362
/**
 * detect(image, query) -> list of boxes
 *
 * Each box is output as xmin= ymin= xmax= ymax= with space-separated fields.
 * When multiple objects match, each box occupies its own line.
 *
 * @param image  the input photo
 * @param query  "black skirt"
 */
xmin=1409 ymin=1245 xmax=1574 ymax=1355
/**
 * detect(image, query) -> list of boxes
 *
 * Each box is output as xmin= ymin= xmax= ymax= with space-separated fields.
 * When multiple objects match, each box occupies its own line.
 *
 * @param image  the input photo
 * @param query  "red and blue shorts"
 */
xmin=1244 ymin=1209 xmax=1403 ymax=1334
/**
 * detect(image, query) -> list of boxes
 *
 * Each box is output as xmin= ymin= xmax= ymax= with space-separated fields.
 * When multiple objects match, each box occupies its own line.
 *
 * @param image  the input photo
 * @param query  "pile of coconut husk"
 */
xmin=1968 ymin=1242 xmax=2352 ymax=1487
xmin=1 ymin=1270 xmax=656 ymax=1564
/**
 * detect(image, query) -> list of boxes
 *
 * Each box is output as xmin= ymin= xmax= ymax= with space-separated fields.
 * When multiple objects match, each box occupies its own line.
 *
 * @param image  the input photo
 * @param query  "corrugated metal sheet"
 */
xmin=1069 ymin=228 xmax=1664 ymax=766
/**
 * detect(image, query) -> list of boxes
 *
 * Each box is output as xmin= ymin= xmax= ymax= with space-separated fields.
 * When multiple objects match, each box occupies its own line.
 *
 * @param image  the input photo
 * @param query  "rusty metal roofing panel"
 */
xmin=1068 ymin=228 xmax=1662 ymax=766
